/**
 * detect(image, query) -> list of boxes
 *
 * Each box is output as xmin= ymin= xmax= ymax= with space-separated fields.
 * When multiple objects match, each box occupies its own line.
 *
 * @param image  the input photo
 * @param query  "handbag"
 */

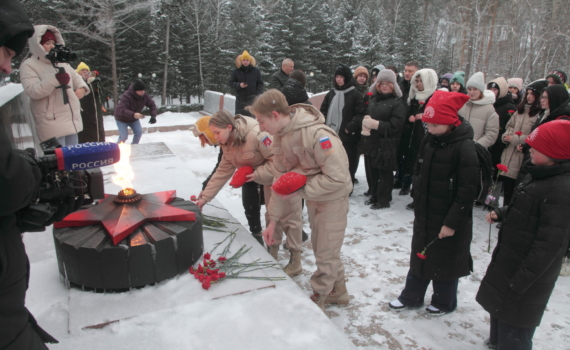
xmin=371 ymin=125 xmax=397 ymax=171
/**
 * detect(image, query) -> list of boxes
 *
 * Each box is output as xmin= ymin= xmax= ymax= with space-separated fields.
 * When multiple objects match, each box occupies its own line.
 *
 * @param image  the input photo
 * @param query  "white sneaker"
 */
xmin=388 ymin=299 xmax=405 ymax=310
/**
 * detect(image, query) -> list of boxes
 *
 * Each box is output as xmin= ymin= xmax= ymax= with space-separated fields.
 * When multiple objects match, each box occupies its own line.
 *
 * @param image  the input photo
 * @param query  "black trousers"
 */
xmin=342 ymin=141 xmax=359 ymax=182
xmin=489 ymin=316 xmax=536 ymax=350
xmin=500 ymin=175 xmax=516 ymax=207
xmin=366 ymin=155 xmax=393 ymax=204
xmin=0 ymin=216 xmax=55 ymax=349
xmin=364 ymin=154 xmax=373 ymax=192
xmin=242 ymin=181 xmax=263 ymax=235
xmin=398 ymin=270 xmax=459 ymax=312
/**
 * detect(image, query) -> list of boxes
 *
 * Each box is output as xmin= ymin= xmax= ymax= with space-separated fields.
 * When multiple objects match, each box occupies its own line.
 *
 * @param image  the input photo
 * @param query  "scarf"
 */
xmin=326 ymin=86 xmax=355 ymax=134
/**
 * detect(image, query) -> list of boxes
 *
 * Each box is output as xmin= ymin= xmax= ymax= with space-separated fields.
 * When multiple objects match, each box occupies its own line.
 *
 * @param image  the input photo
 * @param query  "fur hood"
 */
xmin=408 ymin=68 xmax=438 ymax=103
xmin=470 ymin=90 xmax=496 ymax=106
xmin=235 ymin=54 xmax=257 ymax=68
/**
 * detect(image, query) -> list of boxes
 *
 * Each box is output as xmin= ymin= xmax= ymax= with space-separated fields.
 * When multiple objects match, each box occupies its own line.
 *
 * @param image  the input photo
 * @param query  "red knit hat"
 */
xmin=40 ymin=30 xmax=57 ymax=45
xmin=525 ymin=119 xmax=570 ymax=160
xmin=422 ymin=90 xmax=470 ymax=127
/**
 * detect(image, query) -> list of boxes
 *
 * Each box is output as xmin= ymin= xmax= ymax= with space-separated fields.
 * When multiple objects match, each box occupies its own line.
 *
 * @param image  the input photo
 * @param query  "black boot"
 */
xmin=363 ymin=190 xmax=372 ymax=196
xmin=365 ymin=197 xmax=377 ymax=205
xmin=371 ymin=202 xmax=390 ymax=210
xmin=399 ymin=186 xmax=410 ymax=196
xmin=406 ymin=202 xmax=414 ymax=211
xmin=252 ymin=232 xmax=264 ymax=246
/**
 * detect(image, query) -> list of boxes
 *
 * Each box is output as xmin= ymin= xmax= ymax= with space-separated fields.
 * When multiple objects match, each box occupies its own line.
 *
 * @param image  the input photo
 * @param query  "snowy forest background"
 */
xmin=14 ymin=0 xmax=570 ymax=107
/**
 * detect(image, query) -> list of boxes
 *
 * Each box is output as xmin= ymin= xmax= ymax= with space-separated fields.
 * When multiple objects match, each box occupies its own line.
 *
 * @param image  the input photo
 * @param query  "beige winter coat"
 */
xmin=19 ymin=25 xmax=89 ymax=142
xmin=500 ymin=106 xmax=538 ymax=179
xmin=255 ymin=104 xmax=352 ymax=221
xmin=458 ymin=90 xmax=499 ymax=148
xmin=200 ymin=116 xmax=273 ymax=202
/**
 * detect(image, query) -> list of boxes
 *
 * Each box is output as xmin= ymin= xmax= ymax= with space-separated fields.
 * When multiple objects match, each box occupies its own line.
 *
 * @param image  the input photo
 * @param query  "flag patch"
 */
xmin=261 ymin=135 xmax=272 ymax=147
xmin=319 ymin=136 xmax=332 ymax=150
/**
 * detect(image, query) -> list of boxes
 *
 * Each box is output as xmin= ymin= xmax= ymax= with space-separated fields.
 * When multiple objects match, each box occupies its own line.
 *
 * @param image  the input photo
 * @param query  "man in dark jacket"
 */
xmin=114 ymin=79 xmax=157 ymax=144
xmin=269 ymin=58 xmax=294 ymax=89
xmin=77 ymin=62 xmax=106 ymax=142
xmin=320 ymin=64 xmax=366 ymax=185
xmin=478 ymin=120 xmax=570 ymax=350
xmin=228 ymin=50 xmax=264 ymax=115
xmin=0 ymin=1 xmax=59 ymax=348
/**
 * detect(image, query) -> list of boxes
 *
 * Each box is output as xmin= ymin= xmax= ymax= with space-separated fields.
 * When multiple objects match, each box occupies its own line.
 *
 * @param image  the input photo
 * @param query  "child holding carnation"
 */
xmin=477 ymin=119 xmax=570 ymax=350
xmin=389 ymin=90 xmax=480 ymax=315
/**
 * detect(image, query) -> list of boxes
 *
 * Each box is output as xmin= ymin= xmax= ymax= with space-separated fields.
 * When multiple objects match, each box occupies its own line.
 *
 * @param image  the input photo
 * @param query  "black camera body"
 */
xmin=45 ymin=43 xmax=77 ymax=65
xmin=19 ymin=138 xmax=104 ymax=231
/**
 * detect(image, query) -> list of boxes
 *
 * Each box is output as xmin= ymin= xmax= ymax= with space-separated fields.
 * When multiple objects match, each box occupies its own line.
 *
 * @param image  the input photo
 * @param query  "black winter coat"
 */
xmin=229 ymin=65 xmax=264 ymax=113
xmin=78 ymin=78 xmax=105 ymax=143
xmin=280 ymin=78 xmax=310 ymax=106
xmin=269 ymin=69 xmax=289 ymax=89
xmin=410 ymin=119 xmax=479 ymax=281
xmin=489 ymin=93 xmax=516 ymax=167
xmin=1 ymin=120 xmax=57 ymax=348
xmin=398 ymin=97 xmax=430 ymax=176
xmin=358 ymin=93 xmax=406 ymax=171
xmin=476 ymin=162 xmax=570 ymax=328
xmin=320 ymin=79 xmax=366 ymax=144
xmin=399 ymin=79 xmax=412 ymax=113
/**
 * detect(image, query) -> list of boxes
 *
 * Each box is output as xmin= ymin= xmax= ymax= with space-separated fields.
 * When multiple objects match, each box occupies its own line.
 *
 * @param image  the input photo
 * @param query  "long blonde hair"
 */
xmin=209 ymin=110 xmax=248 ymax=148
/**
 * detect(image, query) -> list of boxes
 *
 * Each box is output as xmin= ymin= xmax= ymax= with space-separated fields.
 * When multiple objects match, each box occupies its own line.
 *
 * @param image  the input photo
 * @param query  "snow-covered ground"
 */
xmin=24 ymin=112 xmax=570 ymax=349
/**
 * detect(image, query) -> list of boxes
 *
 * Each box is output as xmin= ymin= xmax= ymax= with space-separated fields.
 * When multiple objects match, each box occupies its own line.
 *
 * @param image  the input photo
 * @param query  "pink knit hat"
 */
xmin=507 ymin=78 xmax=523 ymax=91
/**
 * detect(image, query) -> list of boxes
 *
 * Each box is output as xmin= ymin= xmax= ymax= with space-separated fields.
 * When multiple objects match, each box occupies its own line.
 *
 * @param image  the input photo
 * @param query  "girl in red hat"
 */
xmin=477 ymin=119 xmax=570 ymax=350
xmin=389 ymin=90 xmax=480 ymax=316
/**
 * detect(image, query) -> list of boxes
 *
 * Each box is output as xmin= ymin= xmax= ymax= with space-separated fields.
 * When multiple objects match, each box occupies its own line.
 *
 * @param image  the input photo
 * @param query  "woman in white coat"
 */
xmin=458 ymin=72 xmax=499 ymax=149
xmin=20 ymin=25 xmax=89 ymax=145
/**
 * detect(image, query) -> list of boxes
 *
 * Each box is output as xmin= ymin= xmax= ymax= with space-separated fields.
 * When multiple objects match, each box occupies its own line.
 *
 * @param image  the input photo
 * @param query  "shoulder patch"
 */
xmin=261 ymin=135 xmax=272 ymax=147
xmin=319 ymin=136 xmax=333 ymax=150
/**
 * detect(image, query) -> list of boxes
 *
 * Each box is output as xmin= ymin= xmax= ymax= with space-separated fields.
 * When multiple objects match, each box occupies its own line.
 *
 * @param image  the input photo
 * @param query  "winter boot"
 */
xmin=252 ymin=232 xmax=264 ymax=246
xmin=325 ymin=283 xmax=349 ymax=305
xmin=268 ymin=245 xmax=279 ymax=260
xmin=484 ymin=339 xmax=498 ymax=349
xmin=283 ymin=249 xmax=302 ymax=277
xmin=405 ymin=201 xmax=414 ymax=211
xmin=398 ymin=186 xmax=410 ymax=196
xmin=310 ymin=291 xmax=326 ymax=312
xmin=371 ymin=202 xmax=390 ymax=210
xmin=365 ymin=197 xmax=377 ymax=205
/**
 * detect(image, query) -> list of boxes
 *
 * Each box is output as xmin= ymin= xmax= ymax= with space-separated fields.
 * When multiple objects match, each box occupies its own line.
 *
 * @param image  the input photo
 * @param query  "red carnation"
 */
xmin=189 ymin=266 xmax=194 ymax=273
xmin=497 ymin=164 xmax=509 ymax=173
xmin=219 ymin=272 xmax=226 ymax=278
xmin=366 ymin=92 xmax=373 ymax=96
xmin=416 ymin=253 xmax=427 ymax=260
xmin=190 ymin=195 xmax=197 ymax=201
xmin=218 ymin=257 xmax=227 ymax=262
xmin=202 ymin=280 xmax=211 ymax=290
xmin=508 ymin=110 xmax=515 ymax=114
xmin=419 ymin=101 xmax=425 ymax=105
xmin=197 ymin=265 xmax=204 ymax=273
xmin=204 ymin=253 xmax=211 ymax=260
xmin=210 ymin=274 xmax=219 ymax=281
xmin=198 ymin=275 xmax=206 ymax=282
xmin=515 ymin=131 xmax=523 ymax=136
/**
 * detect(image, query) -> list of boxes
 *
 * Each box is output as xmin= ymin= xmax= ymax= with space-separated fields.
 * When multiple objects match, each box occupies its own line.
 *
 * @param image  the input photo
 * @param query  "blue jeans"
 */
xmin=116 ymin=120 xmax=142 ymax=144
xmin=57 ymin=134 xmax=78 ymax=146
xmin=398 ymin=270 xmax=459 ymax=312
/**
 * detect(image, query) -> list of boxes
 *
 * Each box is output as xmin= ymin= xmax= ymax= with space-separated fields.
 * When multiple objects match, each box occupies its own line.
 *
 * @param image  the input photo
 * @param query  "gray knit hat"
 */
xmin=466 ymin=72 xmax=486 ymax=93
xmin=369 ymin=69 xmax=402 ymax=98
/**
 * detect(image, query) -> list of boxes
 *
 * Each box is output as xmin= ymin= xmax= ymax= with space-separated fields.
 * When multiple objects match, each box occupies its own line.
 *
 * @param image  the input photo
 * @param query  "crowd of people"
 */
xmin=202 ymin=50 xmax=570 ymax=350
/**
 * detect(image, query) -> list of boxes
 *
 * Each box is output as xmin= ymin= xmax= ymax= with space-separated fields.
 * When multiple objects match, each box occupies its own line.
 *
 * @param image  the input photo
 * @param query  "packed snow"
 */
xmin=23 ymin=112 xmax=570 ymax=349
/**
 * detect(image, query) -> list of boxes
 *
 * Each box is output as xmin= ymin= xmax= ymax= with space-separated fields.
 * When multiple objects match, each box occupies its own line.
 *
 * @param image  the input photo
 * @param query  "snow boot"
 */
xmin=268 ymin=245 xmax=279 ymax=260
xmin=325 ymin=282 xmax=349 ymax=305
xmin=365 ymin=197 xmax=377 ymax=205
xmin=310 ymin=291 xmax=326 ymax=312
xmin=371 ymin=202 xmax=390 ymax=210
xmin=406 ymin=201 xmax=414 ymax=211
xmin=283 ymin=249 xmax=302 ymax=277
xmin=484 ymin=339 xmax=498 ymax=349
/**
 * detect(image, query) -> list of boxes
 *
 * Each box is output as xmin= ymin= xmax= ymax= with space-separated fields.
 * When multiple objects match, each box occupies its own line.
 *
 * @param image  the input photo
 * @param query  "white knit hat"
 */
xmin=466 ymin=72 xmax=486 ymax=93
xmin=369 ymin=69 xmax=402 ymax=98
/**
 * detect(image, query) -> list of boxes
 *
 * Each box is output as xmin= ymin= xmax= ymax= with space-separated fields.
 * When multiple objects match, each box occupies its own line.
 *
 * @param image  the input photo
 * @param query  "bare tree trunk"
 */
xmin=161 ymin=13 xmax=170 ymax=106
xmin=111 ymin=34 xmax=118 ymax=108
xmin=465 ymin=2 xmax=477 ymax=77
xmin=193 ymin=0 xmax=205 ymax=96
xmin=483 ymin=0 xmax=498 ymax=74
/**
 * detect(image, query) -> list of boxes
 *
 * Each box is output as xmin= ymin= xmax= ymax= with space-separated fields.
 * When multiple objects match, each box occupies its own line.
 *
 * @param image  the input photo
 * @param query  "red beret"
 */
xmin=422 ymin=90 xmax=470 ymax=127
xmin=526 ymin=119 xmax=570 ymax=160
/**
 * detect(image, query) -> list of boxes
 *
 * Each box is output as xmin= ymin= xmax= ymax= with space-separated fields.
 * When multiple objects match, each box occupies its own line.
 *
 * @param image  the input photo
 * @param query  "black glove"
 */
xmin=149 ymin=116 xmax=157 ymax=124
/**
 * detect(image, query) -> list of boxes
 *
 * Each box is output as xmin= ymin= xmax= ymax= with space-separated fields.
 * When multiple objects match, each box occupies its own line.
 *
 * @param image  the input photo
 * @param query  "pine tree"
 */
xmin=394 ymin=0 xmax=430 ymax=68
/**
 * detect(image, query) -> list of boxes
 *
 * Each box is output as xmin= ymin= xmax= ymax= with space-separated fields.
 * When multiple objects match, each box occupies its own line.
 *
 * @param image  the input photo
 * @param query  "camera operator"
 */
xmin=19 ymin=25 xmax=89 ymax=146
xmin=1 ymin=2 xmax=60 ymax=348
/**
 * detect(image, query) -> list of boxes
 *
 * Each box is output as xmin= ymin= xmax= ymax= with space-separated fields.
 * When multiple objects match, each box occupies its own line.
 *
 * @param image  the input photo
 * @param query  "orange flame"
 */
xmin=112 ymin=143 xmax=134 ymax=190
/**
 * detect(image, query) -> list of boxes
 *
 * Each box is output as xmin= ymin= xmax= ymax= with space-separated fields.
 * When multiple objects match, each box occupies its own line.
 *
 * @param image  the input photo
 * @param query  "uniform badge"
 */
xmin=319 ymin=136 xmax=332 ymax=150
xmin=261 ymin=135 xmax=272 ymax=147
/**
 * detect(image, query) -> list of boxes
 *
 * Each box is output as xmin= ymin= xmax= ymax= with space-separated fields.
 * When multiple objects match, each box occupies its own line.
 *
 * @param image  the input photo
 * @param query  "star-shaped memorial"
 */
xmin=54 ymin=190 xmax=196 ymax=245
